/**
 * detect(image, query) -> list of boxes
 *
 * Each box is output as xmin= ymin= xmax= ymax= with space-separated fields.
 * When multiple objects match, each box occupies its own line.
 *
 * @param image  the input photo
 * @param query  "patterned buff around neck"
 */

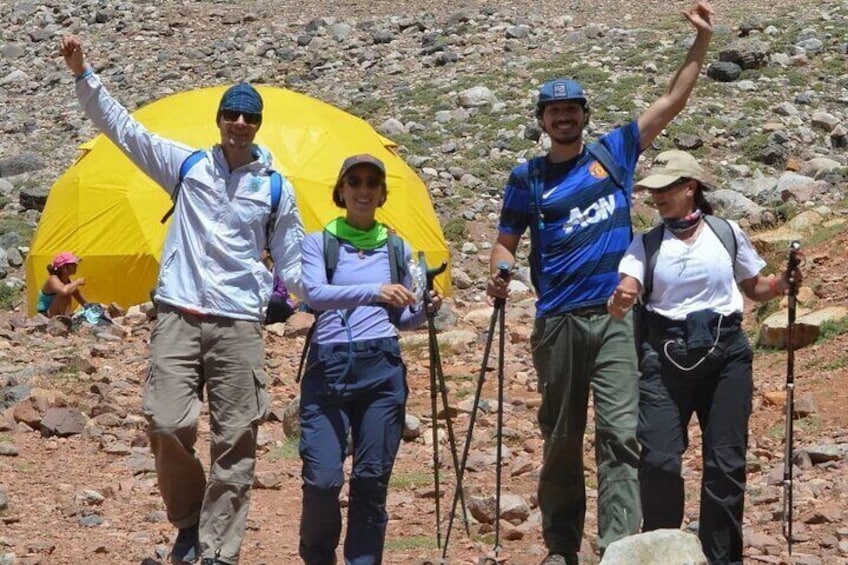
xmin=663 ymin=208 xmax=703 ymax=234
xmin=324 ymin=217 xmax=388 ymax=250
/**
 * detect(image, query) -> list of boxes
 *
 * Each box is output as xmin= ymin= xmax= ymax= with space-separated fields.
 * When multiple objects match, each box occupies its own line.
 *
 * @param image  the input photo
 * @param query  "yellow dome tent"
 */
xmin=25 ymin=85 xmax=450 ymax=314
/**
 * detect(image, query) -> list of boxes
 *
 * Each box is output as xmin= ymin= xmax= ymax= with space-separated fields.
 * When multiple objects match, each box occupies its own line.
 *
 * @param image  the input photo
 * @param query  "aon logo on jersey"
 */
xmin=563 ymin=194 xmax=616 ymax=235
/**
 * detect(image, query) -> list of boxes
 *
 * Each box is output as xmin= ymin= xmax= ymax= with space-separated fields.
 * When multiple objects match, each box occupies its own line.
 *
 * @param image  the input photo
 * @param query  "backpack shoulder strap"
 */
xmin=264 ymin=171 xmax=283 ymax=250
xmin=586 ymin=141 xmax=627 ymax=195
xmin=526 ymin=156 xmax=546 ymax=230
xmin=386 ymin=232 xmax=407 ymax=285
xmin=703 ymin=215 xmax=738 ymax=280
xmin=322 ymin=229 xmax=340 ymax=285
xmin=298 ymin=229 xmax=339 ymax=384
xmin=641 ymin=224 xmax=665 ymax=301
xmin=162 ymin=150 xmax=205 ymax=224
xmin=269 ymin=172 xmax=282 ymax=213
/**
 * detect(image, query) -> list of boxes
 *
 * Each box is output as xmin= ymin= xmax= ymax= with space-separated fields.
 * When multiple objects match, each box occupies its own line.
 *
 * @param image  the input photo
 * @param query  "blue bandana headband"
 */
xmin=218 ymin=82 xmax=263 ymax=117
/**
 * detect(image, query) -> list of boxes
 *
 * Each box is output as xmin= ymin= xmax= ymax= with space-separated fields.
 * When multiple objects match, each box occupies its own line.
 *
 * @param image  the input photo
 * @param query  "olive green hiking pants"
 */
xmin=532 ymin=308 xmax=641 ymax=557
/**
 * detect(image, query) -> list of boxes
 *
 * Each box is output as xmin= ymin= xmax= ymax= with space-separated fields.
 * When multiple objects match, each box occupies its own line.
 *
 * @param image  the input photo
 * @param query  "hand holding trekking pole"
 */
xmin=492 ymin=262 xmax=512 ymax=308
xmin=782 ymin=240 xmax=802 ymax=555
xmin=487 ymin=262 xmax=512 ymax=303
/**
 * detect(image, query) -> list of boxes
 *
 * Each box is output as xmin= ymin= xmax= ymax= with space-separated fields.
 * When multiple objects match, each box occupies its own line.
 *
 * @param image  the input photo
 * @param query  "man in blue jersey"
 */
xmin=487 ymin=2 xmax=714 ymax=563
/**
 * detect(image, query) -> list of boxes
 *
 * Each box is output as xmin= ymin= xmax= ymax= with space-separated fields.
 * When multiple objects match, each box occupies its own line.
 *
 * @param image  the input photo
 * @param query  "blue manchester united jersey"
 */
xmin=498 ymin=122 xmax=640 ymax=317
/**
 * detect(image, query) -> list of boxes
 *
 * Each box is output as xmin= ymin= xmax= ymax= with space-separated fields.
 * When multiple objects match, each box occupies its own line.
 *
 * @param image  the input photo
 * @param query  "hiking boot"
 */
xmin=539 ymin=554 xmax=578 ymax=565
xmin=200 ymin=559 xmax=228 ymax=565
xmin=170 ymin=523 xmax=199 ymax=564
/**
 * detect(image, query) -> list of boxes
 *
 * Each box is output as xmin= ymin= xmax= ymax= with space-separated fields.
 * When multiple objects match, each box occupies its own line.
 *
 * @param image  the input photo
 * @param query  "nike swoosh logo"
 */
xmin=542 ymin=186 xmax=557 ymax=200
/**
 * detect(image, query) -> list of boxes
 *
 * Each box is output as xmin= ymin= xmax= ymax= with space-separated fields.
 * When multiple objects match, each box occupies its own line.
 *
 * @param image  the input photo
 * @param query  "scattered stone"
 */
xmin=40 ymin=407 xmax=86 ymax=437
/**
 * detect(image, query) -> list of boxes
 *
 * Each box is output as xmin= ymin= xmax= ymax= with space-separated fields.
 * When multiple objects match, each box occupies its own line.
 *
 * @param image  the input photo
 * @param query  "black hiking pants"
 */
xmin=637 ymin=310 xmax=752 ymax=565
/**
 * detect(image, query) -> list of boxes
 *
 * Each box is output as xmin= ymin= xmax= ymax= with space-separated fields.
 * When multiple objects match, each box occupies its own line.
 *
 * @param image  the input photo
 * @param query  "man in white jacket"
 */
xmin=60 ymin=36 xmax=304 ymax=565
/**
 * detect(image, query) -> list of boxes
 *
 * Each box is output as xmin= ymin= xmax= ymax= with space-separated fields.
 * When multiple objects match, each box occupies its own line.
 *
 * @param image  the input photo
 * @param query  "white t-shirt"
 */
xmin=619 ymin=219 xmax=766 ymax=321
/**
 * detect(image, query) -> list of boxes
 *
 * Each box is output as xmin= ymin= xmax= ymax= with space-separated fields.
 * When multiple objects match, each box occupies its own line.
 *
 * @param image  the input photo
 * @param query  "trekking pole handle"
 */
xmin=418 ymin=251 xmax=448 ymax=309
xmin=494 ymin=262 xmax=512 ymax=308
xmin=426 ymin=262 xmax=448 ymax=288
xmin=786 ymin=241 xmax=802 ymax=295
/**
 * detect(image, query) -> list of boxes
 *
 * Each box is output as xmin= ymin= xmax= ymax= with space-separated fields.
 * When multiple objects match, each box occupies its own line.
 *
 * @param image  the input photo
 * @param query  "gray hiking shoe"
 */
xmin=170 ymin=523 xmax=199 ymax=564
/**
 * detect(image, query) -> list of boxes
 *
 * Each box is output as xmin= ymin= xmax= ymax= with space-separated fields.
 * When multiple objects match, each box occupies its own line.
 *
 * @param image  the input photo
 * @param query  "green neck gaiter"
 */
xmin=324 ymin=217 xmax=388 ymax=250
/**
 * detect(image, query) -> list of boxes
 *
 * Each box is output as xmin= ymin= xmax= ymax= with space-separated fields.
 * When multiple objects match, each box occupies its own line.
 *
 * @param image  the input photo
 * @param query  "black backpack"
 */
xmin=295 ymin=230 xmax=407 ymax=382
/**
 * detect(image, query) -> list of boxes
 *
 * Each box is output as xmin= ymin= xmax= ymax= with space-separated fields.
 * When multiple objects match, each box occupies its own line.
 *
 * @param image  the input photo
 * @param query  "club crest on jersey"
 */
xmin=249 ymin=176 xmax=262 ymax=192
xmin=589 ymin=160 xmax=608 ymax=179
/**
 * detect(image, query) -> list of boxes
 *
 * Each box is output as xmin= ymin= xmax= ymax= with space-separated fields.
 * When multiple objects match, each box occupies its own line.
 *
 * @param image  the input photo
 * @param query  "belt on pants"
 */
xmin=315 ymin=337 xmax=399 ymax=355
xmin=566 ymin=304 xmax=609 ymax=318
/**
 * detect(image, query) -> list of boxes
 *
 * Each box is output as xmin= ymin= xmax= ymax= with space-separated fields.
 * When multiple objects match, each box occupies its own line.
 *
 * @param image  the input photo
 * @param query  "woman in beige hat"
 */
xmin=607 ymin=150 xmax=802 ymax=564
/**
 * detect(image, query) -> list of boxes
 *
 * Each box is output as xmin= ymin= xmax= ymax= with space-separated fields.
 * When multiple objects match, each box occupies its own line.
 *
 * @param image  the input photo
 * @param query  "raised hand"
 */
xmin=682 ymin=0 xmax=714 ymax=34
xmin=59 ymin=35 xmax=88 ymax=76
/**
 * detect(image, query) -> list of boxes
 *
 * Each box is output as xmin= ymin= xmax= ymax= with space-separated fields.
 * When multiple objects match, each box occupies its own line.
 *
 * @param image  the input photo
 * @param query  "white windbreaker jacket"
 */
xmin=75 ymin=73 xmax=304 ymax=321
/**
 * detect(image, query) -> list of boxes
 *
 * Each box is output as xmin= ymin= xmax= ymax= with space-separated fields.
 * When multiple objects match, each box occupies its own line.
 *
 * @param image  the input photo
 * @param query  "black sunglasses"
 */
xmin=221 ymin=109 xmax=262 ymax=125
xmin=345 ymin=175 xmax=382 ymax=189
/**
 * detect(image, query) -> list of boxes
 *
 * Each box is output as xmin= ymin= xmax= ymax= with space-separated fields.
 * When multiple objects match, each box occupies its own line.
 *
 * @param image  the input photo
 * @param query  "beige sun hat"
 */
xmin=635 ymin=150 xmax=716 ymax=191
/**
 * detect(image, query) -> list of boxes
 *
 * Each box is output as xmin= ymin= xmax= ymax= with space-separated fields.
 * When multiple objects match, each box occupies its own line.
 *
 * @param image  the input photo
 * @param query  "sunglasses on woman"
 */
xmin=345 ymin=175 xmax=382 ymax=189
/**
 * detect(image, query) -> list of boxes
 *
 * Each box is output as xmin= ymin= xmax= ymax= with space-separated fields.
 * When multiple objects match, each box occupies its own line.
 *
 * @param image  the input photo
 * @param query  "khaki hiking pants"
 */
xmin=142 ymin=303 xmax=270 ymax=564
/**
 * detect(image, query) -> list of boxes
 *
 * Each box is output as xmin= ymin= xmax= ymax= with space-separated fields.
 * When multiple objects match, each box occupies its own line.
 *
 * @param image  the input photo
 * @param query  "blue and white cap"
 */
xmin=536 ymin=78 xmax=587 ymax=109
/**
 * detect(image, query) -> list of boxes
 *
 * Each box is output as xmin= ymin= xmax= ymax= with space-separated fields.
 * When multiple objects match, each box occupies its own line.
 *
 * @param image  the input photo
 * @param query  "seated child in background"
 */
xmin=37 ymin=251 xmax=88 ymax=317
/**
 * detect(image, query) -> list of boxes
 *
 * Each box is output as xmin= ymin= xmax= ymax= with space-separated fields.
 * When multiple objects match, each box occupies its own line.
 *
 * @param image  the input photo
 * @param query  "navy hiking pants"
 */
xmin=298 ymin=337 xmax=407 ymax=565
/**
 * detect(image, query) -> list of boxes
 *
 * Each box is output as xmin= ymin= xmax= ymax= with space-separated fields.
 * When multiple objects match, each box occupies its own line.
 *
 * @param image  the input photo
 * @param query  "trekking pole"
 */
xmin=442 ymin=261 xmax=512 ymax=561
xmin=418 ymin=252 xmax=469 ymax=548
xmin=492 ymin=263 xmax=508 ymax=561
xmin=782 ymin=240 xmax=802 ymax=555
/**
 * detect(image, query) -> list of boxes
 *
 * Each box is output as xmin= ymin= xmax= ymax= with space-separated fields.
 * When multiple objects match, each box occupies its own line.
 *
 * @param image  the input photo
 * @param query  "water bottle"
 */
xmin=408 ymin=255 xmax=426 ymax=307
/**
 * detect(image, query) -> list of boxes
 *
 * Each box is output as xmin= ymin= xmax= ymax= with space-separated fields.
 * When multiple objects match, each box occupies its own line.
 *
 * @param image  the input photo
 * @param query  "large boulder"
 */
xmin=759 ymin=306 xmax=848 ymax=349
xmin=601 ymin=529 xmax=707 ymax=564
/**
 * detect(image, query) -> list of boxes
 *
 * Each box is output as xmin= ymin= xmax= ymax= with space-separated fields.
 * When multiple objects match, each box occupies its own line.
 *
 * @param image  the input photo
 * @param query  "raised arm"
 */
xmin=59 ymin=35 xmax=192 ymax=193
xmin=637 ymin=0 xmax=714 ymax=151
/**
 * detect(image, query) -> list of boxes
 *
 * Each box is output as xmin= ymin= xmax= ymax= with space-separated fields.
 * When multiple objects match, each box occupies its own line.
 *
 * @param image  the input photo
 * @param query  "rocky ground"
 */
xmin=1 ymin=1 xmax=848 ymax=564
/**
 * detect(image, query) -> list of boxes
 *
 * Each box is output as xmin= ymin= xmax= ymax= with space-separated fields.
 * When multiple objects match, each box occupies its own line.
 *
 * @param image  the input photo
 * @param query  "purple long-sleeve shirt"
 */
xmin=301 ymin=232 xmax=426 ymax=344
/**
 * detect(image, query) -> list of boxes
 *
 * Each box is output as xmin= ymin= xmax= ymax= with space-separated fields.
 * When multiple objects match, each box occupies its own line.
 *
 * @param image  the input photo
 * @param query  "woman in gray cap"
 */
xmin=298 ymin=154 xmax=441 ymax=565
xmin=607 ymin=150 xmax=802 ymax=564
